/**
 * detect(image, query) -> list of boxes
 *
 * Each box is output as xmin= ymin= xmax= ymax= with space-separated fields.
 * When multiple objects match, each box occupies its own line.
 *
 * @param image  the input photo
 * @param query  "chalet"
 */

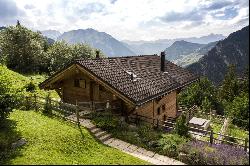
xmin=39 ymin=52 xmax=198 ymax=123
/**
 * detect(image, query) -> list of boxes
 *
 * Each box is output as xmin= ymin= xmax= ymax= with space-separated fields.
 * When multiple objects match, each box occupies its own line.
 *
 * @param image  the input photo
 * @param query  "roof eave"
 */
xmin=135 ymin=77 xmax=199 ymax=106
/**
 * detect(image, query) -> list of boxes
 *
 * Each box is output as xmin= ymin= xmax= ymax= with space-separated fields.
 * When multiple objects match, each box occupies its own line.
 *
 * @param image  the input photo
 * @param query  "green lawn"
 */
xmin=0 ymin=110 xmax=148 ymax=165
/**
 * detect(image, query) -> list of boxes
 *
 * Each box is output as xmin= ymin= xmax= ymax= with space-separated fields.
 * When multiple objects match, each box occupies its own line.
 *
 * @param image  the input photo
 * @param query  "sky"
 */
xmin=0 ymin=0 xmax=249 ymax=41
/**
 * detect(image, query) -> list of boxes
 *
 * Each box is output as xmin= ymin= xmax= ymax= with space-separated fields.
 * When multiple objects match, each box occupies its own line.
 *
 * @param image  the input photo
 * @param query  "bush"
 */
xmin=92 ymin=111 xmax=120 ymax=131
xmin=157 ymin=134 xmax=188 ymax=158
xmin=174 ymin=114 xmax=189 ymax=137
xmin=0 ymin=94 xmax=19 ymax=122
xmin=43 ymin=93 xmax=52 ymax=115
xmin=137 ymin=123 xmax=162 ymax=149
xmin=24 ymin=81 xmax=36 ymax=92
xmin=179 ymin=140 xmax=249 ymax=165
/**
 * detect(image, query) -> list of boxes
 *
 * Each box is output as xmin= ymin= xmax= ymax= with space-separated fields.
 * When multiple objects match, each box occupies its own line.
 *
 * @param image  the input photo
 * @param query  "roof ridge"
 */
xmin=75 ymin=54 xmax=159 ymax=61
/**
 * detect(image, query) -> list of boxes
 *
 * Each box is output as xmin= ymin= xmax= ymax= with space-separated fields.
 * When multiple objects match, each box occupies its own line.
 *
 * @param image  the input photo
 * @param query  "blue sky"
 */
xmin=0 ymin=0 xmax=249 ymax=41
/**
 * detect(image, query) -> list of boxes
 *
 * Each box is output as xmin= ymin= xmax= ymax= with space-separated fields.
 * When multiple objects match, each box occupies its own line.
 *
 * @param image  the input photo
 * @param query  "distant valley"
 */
xmin=164 ymin=40 xmax=218 ymax=67
xmin=122 ymin=33 xmax=225 ymax=55
xmin=187 ymin=25 xmax=249 ymax=85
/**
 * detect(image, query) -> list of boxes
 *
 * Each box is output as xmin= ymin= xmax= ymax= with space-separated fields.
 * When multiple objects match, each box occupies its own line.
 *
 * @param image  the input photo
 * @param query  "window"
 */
xmin=79 ymin=79 xmax=86 ymax=88
xmin=157 ymin=107 xmax=160 ymax=115
xmin=74 ymin=79 xmax=80 ymax=87
xmin=74 ymin=79 xmax=86 ymax=88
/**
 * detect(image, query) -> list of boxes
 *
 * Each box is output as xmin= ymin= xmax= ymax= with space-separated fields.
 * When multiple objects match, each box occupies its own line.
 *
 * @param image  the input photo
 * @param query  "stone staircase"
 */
xmin=65 ymin=112 xmax=185 ymax=165
xmin=89 ymin=126 xmax=112 ymax=142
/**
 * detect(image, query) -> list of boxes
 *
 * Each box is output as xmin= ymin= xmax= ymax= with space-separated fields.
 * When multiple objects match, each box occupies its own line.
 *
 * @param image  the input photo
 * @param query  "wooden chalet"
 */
xmin=39 ymin=52 xmax=198 ymax=123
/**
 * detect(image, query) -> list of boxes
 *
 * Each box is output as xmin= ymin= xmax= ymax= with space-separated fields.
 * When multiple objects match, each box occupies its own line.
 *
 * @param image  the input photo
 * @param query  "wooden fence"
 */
xmin=22 ymin=94 xmax=249 ymax=152
xmin=22 ymin=94 xmax=108 ymax=120
xmin=129 ymin=113 xmax=249 ymax=152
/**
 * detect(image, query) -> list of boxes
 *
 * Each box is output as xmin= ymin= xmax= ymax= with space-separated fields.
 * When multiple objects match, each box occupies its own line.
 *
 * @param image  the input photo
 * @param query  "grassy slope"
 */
xmin=2 ymin=110 xmax=148 ymax=165
xmin=0 ymin=65 xmax=59 ymax=98
xmin=0 ymin=65 xmax=29 ymax=92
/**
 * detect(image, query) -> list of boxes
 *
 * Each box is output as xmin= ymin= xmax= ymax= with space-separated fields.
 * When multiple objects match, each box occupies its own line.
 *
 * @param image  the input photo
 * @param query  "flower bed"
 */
xmin=179 ymin=140 xmax=249 ymax=165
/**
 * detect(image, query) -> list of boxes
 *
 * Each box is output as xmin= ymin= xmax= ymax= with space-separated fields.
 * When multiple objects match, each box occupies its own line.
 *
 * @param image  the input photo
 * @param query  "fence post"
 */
xmin=26 ymin=96 xmax=30 ymax=110
xmin=210 ymin=130 xmax=214 ymax=145
xmin=76 ymin=100 xmax=80 ymax=126
xmin=135 ymin=113 xmax=138 ymax=125
xmin=244 ymin=137 xmax=248 ymax=152
xmin=106 ymin=100 xmax=110 ymax=110
xmin=92 ymin=101 xmax=95 ymax=112
xmin=34 ymin=93 xmax=37 ymax=111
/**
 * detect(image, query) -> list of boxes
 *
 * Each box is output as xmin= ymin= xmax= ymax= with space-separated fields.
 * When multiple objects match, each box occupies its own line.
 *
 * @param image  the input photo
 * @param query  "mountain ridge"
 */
xmin=187 ymin=25 xmax=249 ymax=85
xmin=57 ymin=28 xmax=135 ymax=57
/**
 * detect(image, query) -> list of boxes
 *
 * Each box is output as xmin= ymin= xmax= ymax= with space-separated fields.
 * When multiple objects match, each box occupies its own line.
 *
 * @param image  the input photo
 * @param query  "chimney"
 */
xmin=96 ymin=50 xmax=100 ymax=59
xmin=130 ymin=73 xmax=134 ymax=80
xmin=160 ymin=51 xmax=165 ymax=72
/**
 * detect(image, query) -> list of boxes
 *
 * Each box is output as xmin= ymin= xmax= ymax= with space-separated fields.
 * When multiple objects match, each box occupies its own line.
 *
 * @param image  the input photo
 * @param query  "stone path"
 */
xmin=66 ymin=113 xmax=185 ymax=165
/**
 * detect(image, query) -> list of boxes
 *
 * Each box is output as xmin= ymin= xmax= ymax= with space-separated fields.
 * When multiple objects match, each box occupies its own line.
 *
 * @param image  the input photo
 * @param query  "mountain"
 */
xmin=45 ymin=37 xmax=55 ymax=45
xmin=164 ymin=40 xmax=205 ymax=61
xmin=57 ymin=28 xmax=135 ymax=57
xmin=187 ymin=26 xmax=249 ymax=85
xmin=41 ymin=30 xmax=61 ymax=40
xmin=182 ymin=33 xmax=225 ymax=44
xmin=122 ymin=39 xmax=173 ymax=55
xmin=123 ymin=33 xmax=225 ymax=55
xmin=171 ymin=41 xmax=218 ymax=67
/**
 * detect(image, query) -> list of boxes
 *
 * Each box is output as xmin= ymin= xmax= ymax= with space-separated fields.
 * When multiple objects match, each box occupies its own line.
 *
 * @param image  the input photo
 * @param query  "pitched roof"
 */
xmin=74 ymin=55 xmax=198 ymax=105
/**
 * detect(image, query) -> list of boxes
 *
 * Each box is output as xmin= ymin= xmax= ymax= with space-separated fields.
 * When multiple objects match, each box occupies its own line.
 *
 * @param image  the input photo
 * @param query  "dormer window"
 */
xmin=126 ymin=71 xmax=141 ymax=81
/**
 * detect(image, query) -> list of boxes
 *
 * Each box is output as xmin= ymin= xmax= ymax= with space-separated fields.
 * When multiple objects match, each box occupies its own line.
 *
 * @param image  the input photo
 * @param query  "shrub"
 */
xmin=157 ymin=134 xmax=188 ymax=158
xmin=137 ymin=123 xmax=162 ymax=149
xmin=0 ymin=94 xmax=19 ymax=122
xmin=43 ymin=93 xmax=52 ymax=115
xmin=92 ymin=111 xmax=120 ymax=131
xmin=24 ymin=81 xmax=36 ymax=92
xmin=174 ymin=114 xmax=189 ymax=137
xmin=179 ymin=140 xmax=249 ymax=165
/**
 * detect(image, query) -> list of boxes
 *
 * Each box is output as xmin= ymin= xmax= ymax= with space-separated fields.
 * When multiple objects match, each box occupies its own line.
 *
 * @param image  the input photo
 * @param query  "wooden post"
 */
xmin=76 ymin=100 xmax=80 ymax=126
xmin=244 ymin=137 xmax=248 ymax=152
xmin=157 ymin=119 xmax=159 ymax=128
xmin=92 ymin=101 xmax=95 ymax=112
xmin=106 ymin=100 xmax=110 ymax=110
xmin=136 ymin=113 xmax=138 ymax=125
xmin=34 ymin=93 xmax=37 ymax=111
xmin=210 ymin=130 xmax=214 ymax=145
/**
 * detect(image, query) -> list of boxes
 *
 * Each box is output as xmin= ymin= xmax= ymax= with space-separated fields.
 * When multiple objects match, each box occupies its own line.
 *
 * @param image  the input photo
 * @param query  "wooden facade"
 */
xmin=134 ymin=91 xmax=177 ymax=124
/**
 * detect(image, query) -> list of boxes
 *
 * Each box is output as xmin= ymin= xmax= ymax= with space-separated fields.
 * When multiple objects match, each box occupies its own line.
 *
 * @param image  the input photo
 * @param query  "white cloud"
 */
xmin=1 ymin=0 xmax=248 ymax=41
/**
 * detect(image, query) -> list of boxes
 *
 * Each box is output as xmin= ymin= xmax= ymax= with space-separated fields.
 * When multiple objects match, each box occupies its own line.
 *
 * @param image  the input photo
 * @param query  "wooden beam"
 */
xmin=41 ymin=65 xmax=76 ymax=89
